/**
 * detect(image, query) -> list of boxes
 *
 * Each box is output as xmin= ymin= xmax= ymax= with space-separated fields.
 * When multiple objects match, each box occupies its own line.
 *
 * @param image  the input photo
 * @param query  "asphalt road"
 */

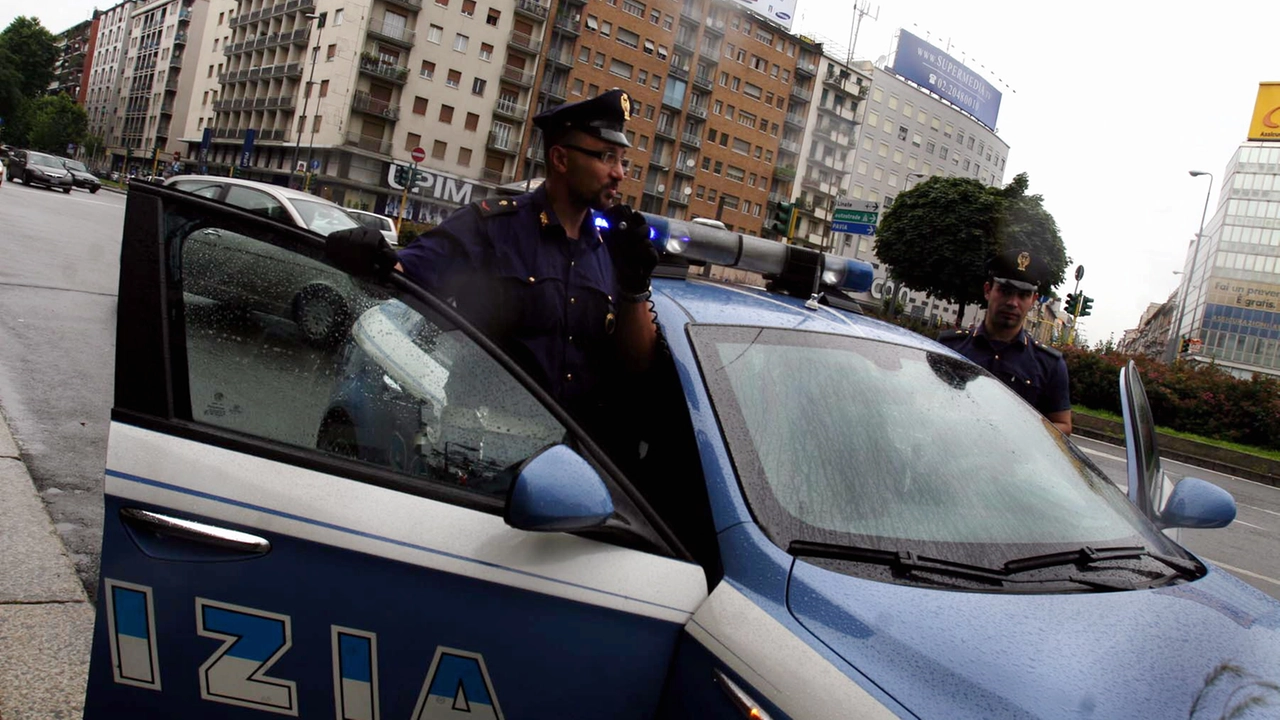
xmin=1 ymin=177 xmax=1278 ymax=603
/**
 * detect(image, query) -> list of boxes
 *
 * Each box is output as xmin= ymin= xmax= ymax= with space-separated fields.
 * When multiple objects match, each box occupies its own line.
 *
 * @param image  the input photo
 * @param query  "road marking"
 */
xmin=1203 ymin=558 xmax=1280 ymax=588
xmin=1079 ymin=446 xmax=1123 ymax=461
xmin=1233 ymin=519 xmax=1266 ymax=531
xmin=4 ymin=183 xmax=123 ymax=208
xmin=1078 ymin=442 xmax=1280 ymax=494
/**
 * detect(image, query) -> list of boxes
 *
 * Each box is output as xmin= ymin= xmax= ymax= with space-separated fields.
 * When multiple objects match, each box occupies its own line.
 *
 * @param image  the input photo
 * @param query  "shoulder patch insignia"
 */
xmin=1034 ymin=342 xmax=1063 ymax=359
xmin=474 ymin=198 xmax=522 ymax=218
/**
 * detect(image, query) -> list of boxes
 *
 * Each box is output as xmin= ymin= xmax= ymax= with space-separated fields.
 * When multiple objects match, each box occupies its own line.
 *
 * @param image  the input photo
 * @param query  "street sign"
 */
xmin=311 ymin=159 xmax=321 ymax=171
xmin=410 ymin=146 xmax=426 ymax=163
xmin=240 ymin=128 xmax=257 ymax=168
xmin=833 ymin=221 xmax=877 ymax=235
xmin=1075 ymin=265 xmax=1085 ymax=282
xmin=838 ymin=210 xmax=878 ymax=224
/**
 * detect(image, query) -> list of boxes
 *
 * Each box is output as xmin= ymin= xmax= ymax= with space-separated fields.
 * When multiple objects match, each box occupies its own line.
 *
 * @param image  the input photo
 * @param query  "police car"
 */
xmin=86 ymin=182 xmax=1280 ymax=719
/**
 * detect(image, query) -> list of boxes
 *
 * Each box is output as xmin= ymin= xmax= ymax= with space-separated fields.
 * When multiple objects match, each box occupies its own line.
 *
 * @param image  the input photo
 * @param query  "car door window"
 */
xmin=223 ymin=185 xmax=288 ymax=222
xmin=170 ymin=200 xmax=566 ymax=502
xmin=171 ymin=179 xmax=225 ymax=198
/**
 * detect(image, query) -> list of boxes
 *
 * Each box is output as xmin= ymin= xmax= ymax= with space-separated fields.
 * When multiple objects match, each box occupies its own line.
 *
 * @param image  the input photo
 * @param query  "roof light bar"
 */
xmin=638 ymin=214 xmax=874 ymax=293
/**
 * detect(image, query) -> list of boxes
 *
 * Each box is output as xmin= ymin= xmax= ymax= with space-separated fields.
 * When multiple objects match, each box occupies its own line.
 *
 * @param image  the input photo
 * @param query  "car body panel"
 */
xmin=10 ymin=149 xmax=75 ymax=191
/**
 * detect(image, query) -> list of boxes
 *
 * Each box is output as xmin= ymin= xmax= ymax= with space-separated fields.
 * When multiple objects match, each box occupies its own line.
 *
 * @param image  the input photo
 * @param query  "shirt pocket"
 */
xmin=494 ymin=271 xmax=563 ymax=338
xmin=571 ymin=275 xmax=617 ymax=346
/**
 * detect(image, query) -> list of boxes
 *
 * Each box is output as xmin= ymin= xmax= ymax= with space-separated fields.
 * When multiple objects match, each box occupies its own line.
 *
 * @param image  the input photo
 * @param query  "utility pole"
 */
xmin=1064 ymin=264 xmax=1083 ymax=346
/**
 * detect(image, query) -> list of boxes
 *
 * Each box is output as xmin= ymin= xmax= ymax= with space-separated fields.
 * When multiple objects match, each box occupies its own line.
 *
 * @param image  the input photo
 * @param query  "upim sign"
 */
xmin=387 ymin=163 xmax=475 ymax=205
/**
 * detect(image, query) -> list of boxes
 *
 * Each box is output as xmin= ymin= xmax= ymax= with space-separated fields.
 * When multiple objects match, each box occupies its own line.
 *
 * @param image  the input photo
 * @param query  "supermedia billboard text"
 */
xmin=892 ymin=30 xmax=1002 ymax=131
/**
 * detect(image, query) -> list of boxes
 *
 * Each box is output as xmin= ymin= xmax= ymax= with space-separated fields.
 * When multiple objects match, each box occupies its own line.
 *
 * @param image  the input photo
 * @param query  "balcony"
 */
xmin=352 ymin=91 xmax=400 ymax=121
xmin=178 ymin=8 xmax=191 ymax=22
xmin=224 ymin=28 xmax=309 ymax=55
xmin=679 ymin=3 xmax=698 ymax=20
xmin=501 ymin=65 xmax=535 ymax=87
xmin=383 ymin=0 xmax=423 ymax=11
xmin=773 ymin=165 xmax=796 ymax=180
xmin=174 ymin=31 xmax=188 ymax=45
xmin=229 ymin=0 xmax=317 ymax=28
xmin=359 ymin=56 xmax=408 ymax=84
xmin=643 ymin=185 xmax=663 ymax=197
xmin=823 ymin=72 xmax=849 ymax=91
xmin=165 ymin=77 xmax=181 ymax=91
xmin=680 ymin=132 xmax=701 ymax=148
xmin=170 ymin=54 xmax=184 ymax=68
xmin=489 ymin=130 xmax=518 ymax=154
xmin=768 ymin=192 xmax=786 ymax=205
xmin=654 ymin=120 xmax=677 ymax=140
xmin=790 ymin=84 xmax=811 ymax=102
xmin=514 ymin=0 xmax=549 ymax=21
xmin=668 ymin=61 xmax=689 ymax=81
xmin=481 ymin=167 xmax=514 ymax=185
xmin=687 ymin=103 xmax=707 ymax=119
xmin=661 ymin=93 xmax=683 ymax=112
xmin=212 ymin=95 xmax=298 ymax=112
xmin=801 ymin=173 xmax=822 ymax=191
xmin=508 ymin=30 xmax=542 ymax=55
xmin=546 ymin=47 xmax=574 ymax=69
xmin=552 ymin=14 xmax=580 ymax=36
xmin=541 ymin=80 xmax=568 ymax=103
xmin=778 ymin=138 xmax=800 ymax=155
xmin=691 ymin=73 xmax=712 ymax=92
xmin=493 ymin=98 xmax=528 ymax=122
xmin=674 ymin=32 xmax=696 ymax=54
xmin=668 ymin=189 xmax=690 ymax=205
xmin=796 ymin=58 xmax=817 ymax=77
xmin=784 ymin=112 xmax=805 ymax=129
xmin=344 ymin=131 xmax=392 ymax=155
xmin=220 ymin=62 xmax=302 ymax=83
xmin=698 ymin=44 xmax=718 ymax=62
xmin=704 ymin=16 xmax=725 ymax=34
xmin=674 ymin=161 xmax=696 ymax=177
xmin=368 ymin=20 xmax=415 ymax=47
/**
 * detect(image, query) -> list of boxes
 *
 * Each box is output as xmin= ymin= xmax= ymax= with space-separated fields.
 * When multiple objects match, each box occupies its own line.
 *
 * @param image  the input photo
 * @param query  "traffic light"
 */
xmin=1079 ymin=295 xmax=1093 ymax=317
xmin=393 ymin=163 xmax=410 ymax=186
xmin=768 ymin=201 xmax=795 ymax=237
xmin=1179 ymin=337 xmax=1190 ymax=354
xmin=1064 ymin=293 xmax=1079 ymax=315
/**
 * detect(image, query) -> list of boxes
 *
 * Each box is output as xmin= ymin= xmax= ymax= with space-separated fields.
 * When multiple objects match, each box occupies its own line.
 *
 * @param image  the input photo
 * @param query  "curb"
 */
xmin=0 ymin=406 xmax=93 ymax=719
xmin=1074 ymin=415 xmax=1280 ymax=488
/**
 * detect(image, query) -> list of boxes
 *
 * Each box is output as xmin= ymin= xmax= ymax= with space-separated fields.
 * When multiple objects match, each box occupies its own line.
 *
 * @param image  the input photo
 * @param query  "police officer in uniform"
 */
xmin=937 ymin=249 xmax=1072 ymax=434
xmin=327 ymin=89 xmax=659 ymax=435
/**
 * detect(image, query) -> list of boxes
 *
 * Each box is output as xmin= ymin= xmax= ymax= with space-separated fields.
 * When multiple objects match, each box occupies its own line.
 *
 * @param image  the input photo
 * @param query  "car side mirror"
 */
xmin=505 ymin=444 xmax=614 ymax=532
xmin=1159 ymin=477 xmax=1237 ymax=529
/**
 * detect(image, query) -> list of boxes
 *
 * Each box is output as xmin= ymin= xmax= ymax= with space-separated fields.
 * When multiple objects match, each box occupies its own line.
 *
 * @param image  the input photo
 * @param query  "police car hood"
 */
xmin=787 ymin=560 xmax=1280 ymax=718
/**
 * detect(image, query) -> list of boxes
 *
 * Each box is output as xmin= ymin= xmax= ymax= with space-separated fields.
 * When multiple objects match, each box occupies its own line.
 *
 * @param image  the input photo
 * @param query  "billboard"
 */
xmin=1247 ymin=82 xmax=1280 ymax=141
xmin=892 ymin=30 xmax=1002 ymax=131
xmin=727 ymin=0 xmax=796 ymax=32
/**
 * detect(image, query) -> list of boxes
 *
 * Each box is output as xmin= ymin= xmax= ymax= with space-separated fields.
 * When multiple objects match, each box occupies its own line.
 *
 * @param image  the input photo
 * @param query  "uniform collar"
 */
xmin=974 ymin=322 xmax=1029 ymax=348
xmin=529 ymin=184 xmax=601 ymax=245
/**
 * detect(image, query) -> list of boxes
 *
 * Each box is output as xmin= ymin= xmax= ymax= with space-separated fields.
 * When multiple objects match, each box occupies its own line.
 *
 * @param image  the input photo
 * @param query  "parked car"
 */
xmin=59 ymin=158 xmax=102 ymax=193
xmin=8 ymin=150 xmax=74 ymax=192
xmin=84 ymin=181 xmax=1279 ymax=720
xmin=347 ymin=208 xmax=401 ymax=246
xmin=164 ymin=175 xmax=363 ymax=346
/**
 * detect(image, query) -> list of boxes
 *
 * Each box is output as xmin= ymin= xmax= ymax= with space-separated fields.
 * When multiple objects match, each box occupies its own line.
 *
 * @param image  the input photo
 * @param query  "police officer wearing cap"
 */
xmin=937 ymin=249 xmax=1072 ymax=434
xmin=326 ymin=89 xmax=658 ymax=433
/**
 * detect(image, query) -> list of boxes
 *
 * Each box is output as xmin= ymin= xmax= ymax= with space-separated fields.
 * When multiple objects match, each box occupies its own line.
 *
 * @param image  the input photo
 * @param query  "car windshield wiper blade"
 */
xmin=1001 ymin=545 xmax=1199 ymax=577
xmin=788 ymin=540 xmax=1010 ymax=585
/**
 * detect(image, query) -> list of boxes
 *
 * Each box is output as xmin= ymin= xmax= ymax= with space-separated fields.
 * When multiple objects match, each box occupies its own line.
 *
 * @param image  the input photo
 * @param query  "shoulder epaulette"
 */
xmin=935 ymin=329 xmax=969 ymax=344
xmin=473 ymin=197 xmax=522 ymax=217
xmin=1033 ymin=341 xmax=1063 ymax=359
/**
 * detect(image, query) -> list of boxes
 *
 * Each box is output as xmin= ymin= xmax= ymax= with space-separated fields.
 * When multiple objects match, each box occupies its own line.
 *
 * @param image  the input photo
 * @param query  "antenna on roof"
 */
xmin=846 ymin=0 xmax=879 ymax=65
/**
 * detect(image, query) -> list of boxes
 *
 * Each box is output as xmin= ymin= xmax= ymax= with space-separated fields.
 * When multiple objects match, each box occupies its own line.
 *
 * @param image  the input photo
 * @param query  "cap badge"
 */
xmin=539 ymin=211 xmax=549 ymax=227
xmin=620 ymin=92 xmax=632 ymax=121
xmin=1017 ymin=252 xmax=1031 ymax=272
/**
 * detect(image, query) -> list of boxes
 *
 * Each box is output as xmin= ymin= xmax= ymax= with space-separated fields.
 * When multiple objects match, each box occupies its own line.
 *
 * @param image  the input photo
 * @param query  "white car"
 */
xmin=164 ymin=175 xmax=361 ymax=236
xmin=347 ymin=208 xmax=401 ymax=246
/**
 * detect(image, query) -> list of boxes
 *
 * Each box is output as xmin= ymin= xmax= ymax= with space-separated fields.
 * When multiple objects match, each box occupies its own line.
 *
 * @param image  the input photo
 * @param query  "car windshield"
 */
xmin=63 ymin=159 xmax=88 ymax=172
xmin=291 ymin=198 xmax=359 ymax=235
xmin=690 ymin=325 xmax=1179 ymax=565
xmin=30 ymin=154 xmax=61 ymax=168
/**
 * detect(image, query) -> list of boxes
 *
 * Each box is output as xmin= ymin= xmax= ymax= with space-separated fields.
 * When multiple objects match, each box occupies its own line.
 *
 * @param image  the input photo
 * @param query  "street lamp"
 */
xmin=905 ymin=172 xmax=926 ymax=190
xmin=1165 ymin=170 xmax=1214 ymax=361
xmin=290 ymin=12 xmax=323 ymax=185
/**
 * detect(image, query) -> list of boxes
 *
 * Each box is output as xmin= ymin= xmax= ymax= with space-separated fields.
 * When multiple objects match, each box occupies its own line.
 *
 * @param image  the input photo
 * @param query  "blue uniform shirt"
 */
xmin=937 ymin=325 xmax=1071 ymax=417
xmin=396 ymin=185 xmax=620 ymax=417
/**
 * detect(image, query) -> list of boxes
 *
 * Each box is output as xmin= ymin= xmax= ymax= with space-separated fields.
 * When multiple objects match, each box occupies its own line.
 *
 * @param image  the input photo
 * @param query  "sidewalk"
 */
xmin=0 ymin=407 xmax=94 ymax=719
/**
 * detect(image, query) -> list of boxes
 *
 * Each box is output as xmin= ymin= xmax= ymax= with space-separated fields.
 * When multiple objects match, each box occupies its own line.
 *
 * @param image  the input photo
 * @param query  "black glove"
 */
xmin=601 ymin=204 xmax=658 ymax=297
xmin=324 ymin=227 xmax=399 ymax=280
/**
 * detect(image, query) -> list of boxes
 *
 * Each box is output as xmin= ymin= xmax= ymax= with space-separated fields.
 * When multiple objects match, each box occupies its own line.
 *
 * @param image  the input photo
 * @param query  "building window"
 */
xmin=622 ymin=0 xmax=645 ymax=18
xmin=439 ymin=104 xmax=454 ymax=123
xmin=732 ymin=138 xmax=750 ymax=154
xmin=318 ymin=79 xmax=329 ymax=97
xmin=599 ymin=20 xmax=611 ymax=37
xmin=420 ymin=60 xmax=435 ymax=79
xmin=617 ymin=28 xmax=639 ymax=48
xmin=446 ymin=69 xmax=461 ymax=88
xmin=406 ymin=132 xmax=421 ymax=150
xmin=458 ymin=147 xmax=472 ymax=166
xmin=471 ymin=77 xmax=486 ymax=95
xmin=453 ymin=33 xmax=469 ymax=52
xmin=413 ymin=96 xmax=428 ymax=114
xmin=431 ymin=140 xmax=447 ymax=159
xmin=487 ymin=8 xmax=500 ymax=25
xmin=479 ymin=42 xmax=492 ymax=61
xmin=465 ymin=112 xmax=479 ymax=131
xmin=461 ymin=0 xmax=475 ymax=15
xmin=579 ymin=45 xmax=591 ymax=62
xmin=326 ymin=43 xmax=337 ymax=60
xmin=593 ymin=52 xmax=605 ymax=69
xmin=427 ymin=25 xmax=443 ymax=43
xmin=572 ymin=78 xmax=584 ymax=95
xmin=609 ymin=58 xmax=633 ymax=79
xmin=585 ymin=15 xmax=598 ymax=31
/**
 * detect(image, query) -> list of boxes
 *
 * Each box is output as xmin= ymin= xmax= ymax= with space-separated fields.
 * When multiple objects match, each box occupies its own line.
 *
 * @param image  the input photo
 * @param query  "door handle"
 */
xmin=714 ymin=668 xmax=774 ymax=720
xmin=120 ymin=507 xmax=271 ymax=554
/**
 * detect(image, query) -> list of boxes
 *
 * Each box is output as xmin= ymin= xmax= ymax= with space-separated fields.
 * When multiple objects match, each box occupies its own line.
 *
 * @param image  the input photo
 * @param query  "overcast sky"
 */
xmin=3 ymin=0 xmax=1275 ymax=344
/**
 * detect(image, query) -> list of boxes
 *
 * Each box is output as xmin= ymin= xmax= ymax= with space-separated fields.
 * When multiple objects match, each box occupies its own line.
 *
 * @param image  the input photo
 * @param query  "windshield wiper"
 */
xmin=1001 ymin=545 xmax=1200 ymax=577
xmin=788 ymin=540 xmax=1164 ymax=592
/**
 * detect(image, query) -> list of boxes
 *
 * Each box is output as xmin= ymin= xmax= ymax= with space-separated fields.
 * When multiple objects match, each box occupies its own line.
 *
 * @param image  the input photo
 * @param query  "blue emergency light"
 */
xmin=594 ymin=213 xmax=874 ymax=293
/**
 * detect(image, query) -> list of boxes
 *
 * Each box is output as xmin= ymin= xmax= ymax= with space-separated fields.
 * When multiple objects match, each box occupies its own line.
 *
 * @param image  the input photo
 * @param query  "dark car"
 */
xmin=59 ymin=158 xmax=101 ymax=193
xmin=8 ymin=150 xmax=74 ymax=192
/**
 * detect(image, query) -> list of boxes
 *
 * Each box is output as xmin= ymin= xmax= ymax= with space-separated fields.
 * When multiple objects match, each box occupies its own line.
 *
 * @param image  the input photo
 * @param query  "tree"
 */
xmin=23 ymin=94 xmax=87 ymax=155
xmin=874 ymin=173 xmax=1068 ymax=325
xmin=0 ymin=17 xmax=57 ymax=145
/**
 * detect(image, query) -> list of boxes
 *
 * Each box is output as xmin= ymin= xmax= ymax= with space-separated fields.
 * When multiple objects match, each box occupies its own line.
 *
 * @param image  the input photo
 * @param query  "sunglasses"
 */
xmin=560 ymin=144 xmax=630 ymax=169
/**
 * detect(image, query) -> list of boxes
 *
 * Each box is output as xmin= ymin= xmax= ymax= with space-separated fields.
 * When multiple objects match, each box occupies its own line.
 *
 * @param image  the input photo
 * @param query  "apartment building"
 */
xmin=51 ymin=19 xmax=97 ymax=100
xmin=784 ymin=53 xmax=871 ymax=253
xmin=86 ymin=1 xmax=138 ymax=145
xmin=848 ymin=61 xmax=1011 ymax=324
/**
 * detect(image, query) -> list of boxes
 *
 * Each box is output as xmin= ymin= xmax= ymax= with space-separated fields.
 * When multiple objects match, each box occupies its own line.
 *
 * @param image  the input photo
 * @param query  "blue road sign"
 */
xmin=311 ymin=159 xmax=320 ymax=171
xmin=239 ymin=129 xmax=257 ymax=168
xmin=831 ymin=220 xmax=877 ymax=235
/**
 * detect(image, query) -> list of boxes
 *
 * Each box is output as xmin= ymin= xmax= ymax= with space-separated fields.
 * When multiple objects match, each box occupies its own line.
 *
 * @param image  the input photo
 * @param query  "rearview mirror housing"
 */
xmin=505 ymin=444 xmax=614 ymax=532
xmin=1159 ymin=477 xmax=1237 ymax=529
